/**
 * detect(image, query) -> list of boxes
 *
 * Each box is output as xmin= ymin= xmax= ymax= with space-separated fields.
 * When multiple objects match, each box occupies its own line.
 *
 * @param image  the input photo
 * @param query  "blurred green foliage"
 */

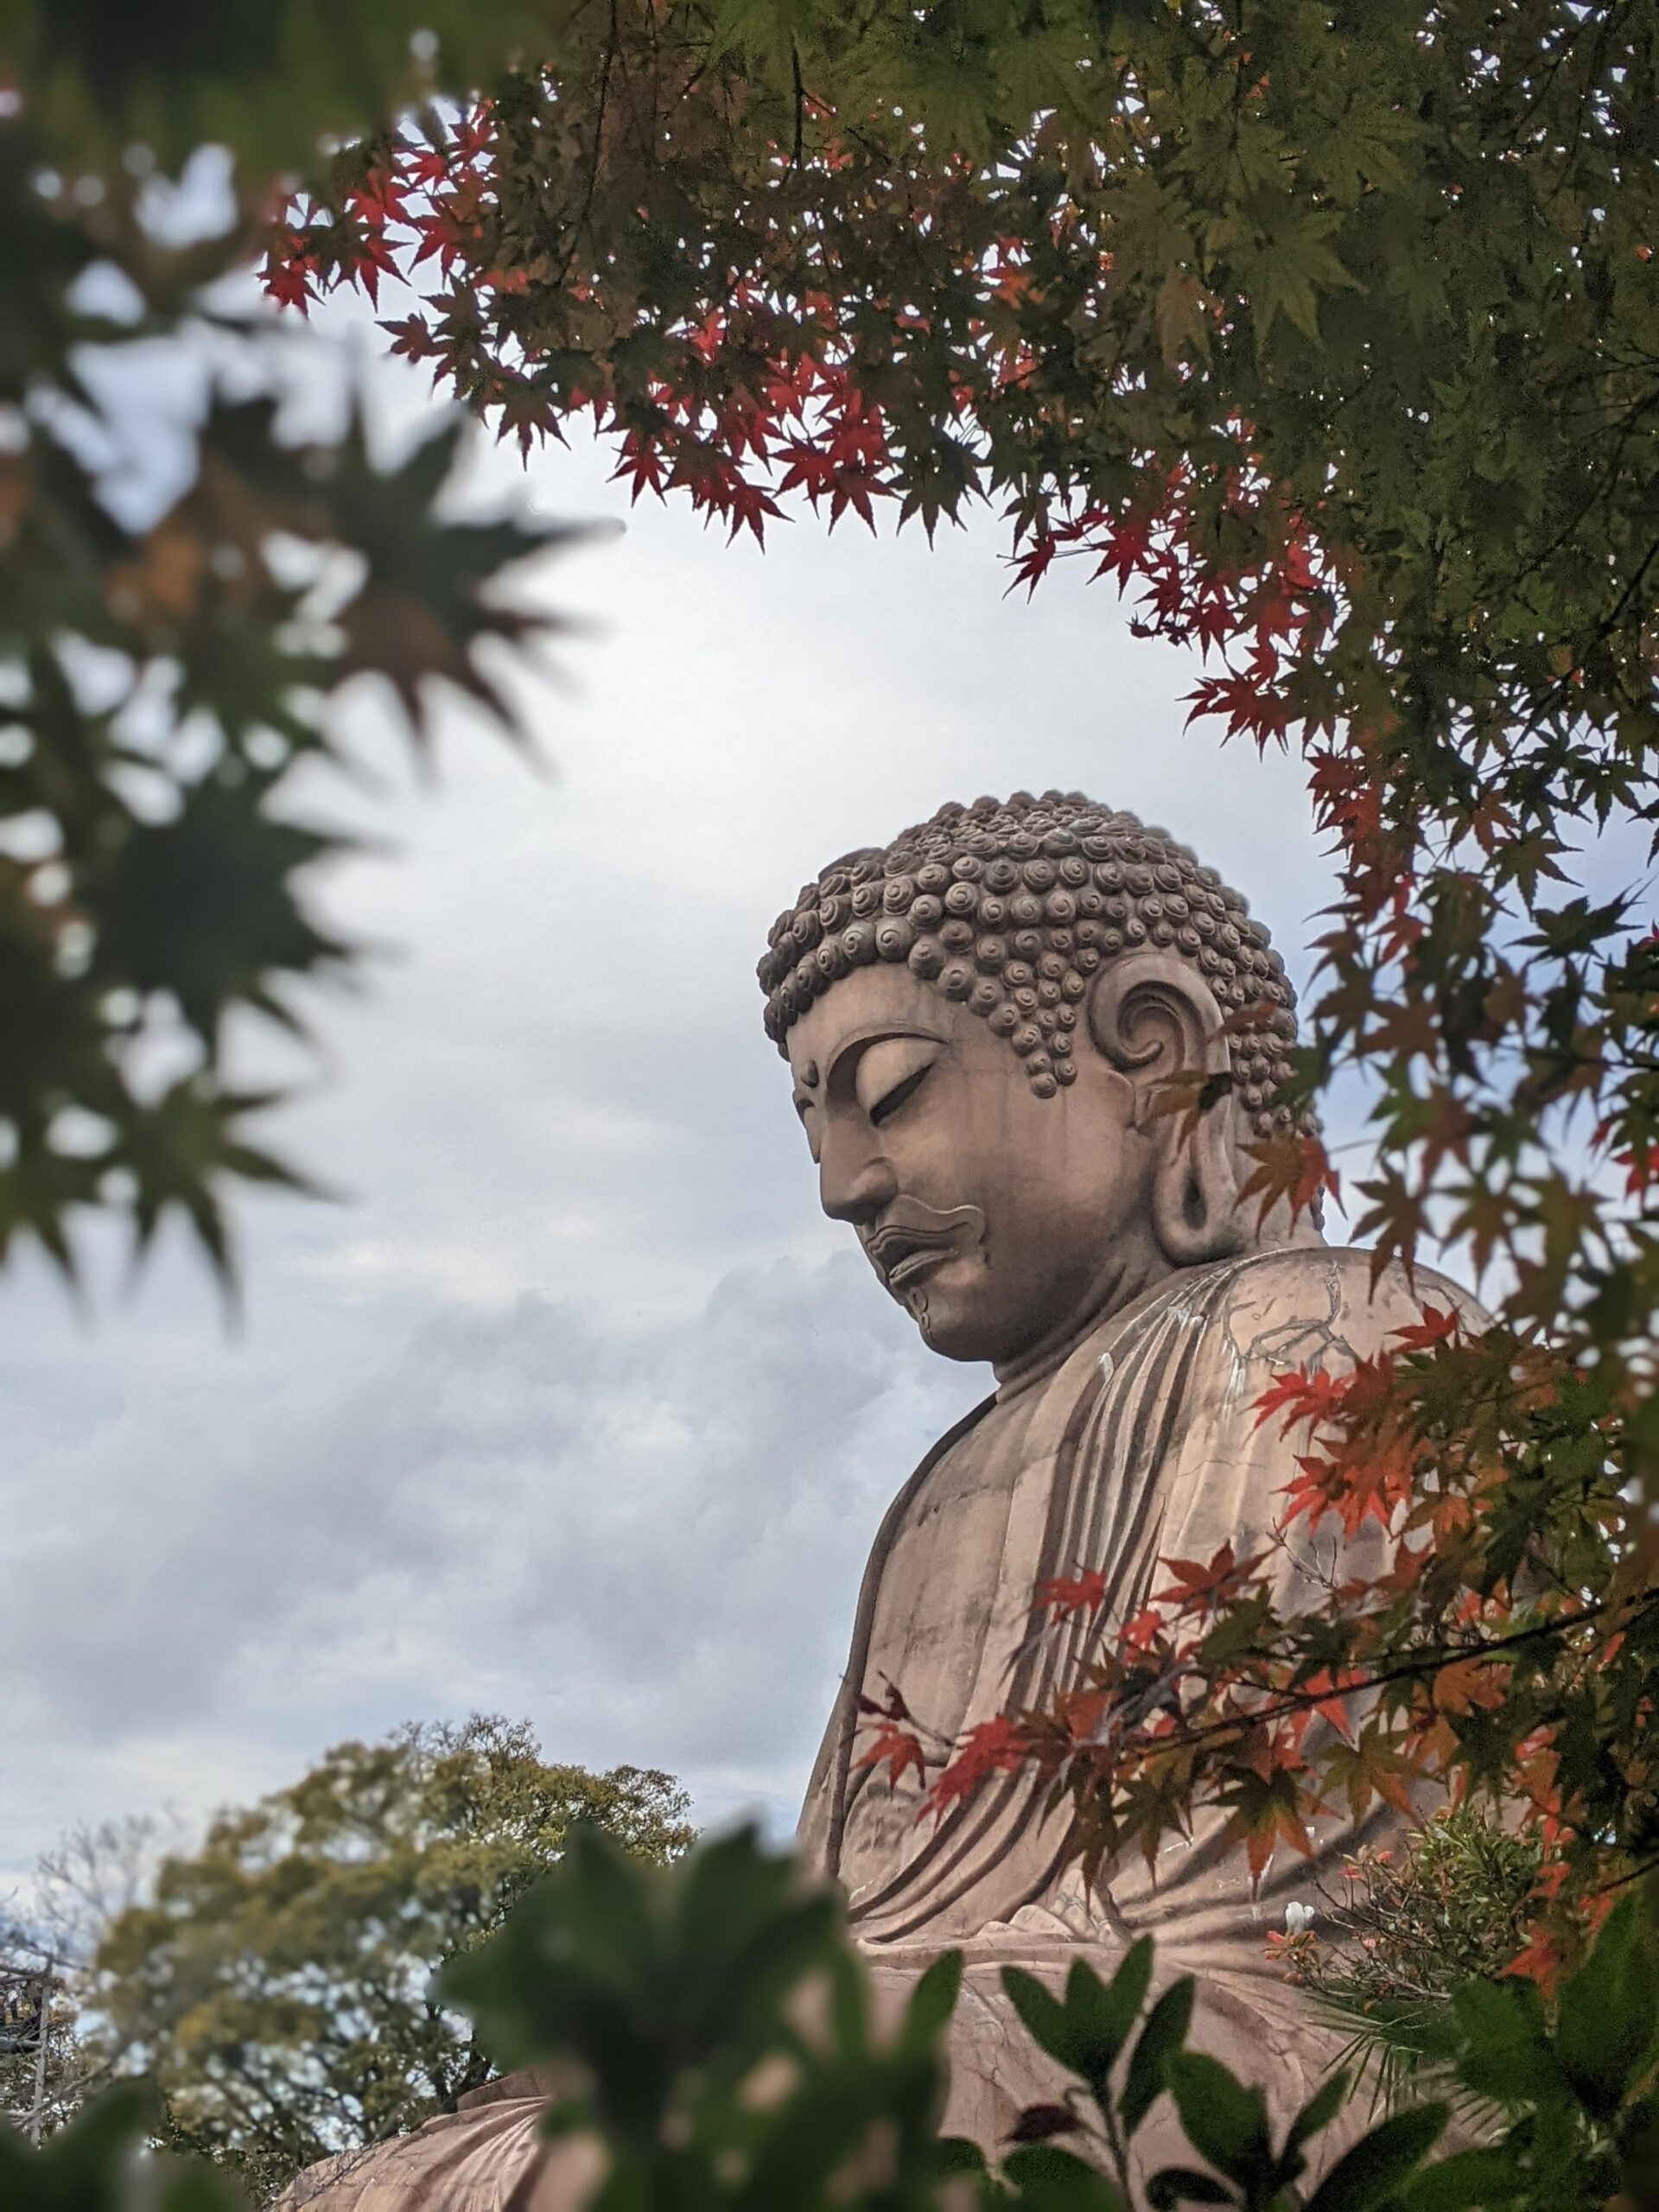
xmin=440 ymin=1822 xmax=1659 ymax=2210
xmin=8 ymin=1807 xmax=1659 ymax=2206
xmin=0 ymin=2084 xmax=244 ymax=2210
xmin=0 ymin=0 xmax=583 ymax=1283
xmin=1 ymin=0 xmax=558 ymax=177
xmin=443 ymin=1820 xmax=1414 ymax=2212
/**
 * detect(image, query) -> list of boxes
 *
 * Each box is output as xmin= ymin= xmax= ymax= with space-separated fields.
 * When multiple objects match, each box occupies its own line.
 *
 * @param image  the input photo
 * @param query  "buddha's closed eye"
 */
xmin=870 ymin=1062 xmax=931 ymax=1128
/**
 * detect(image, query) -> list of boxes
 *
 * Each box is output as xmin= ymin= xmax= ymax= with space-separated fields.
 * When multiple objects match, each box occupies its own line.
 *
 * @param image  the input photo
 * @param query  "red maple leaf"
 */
xmin=1007 ymin=529 xmax=1058 ymax=597
xmin=400 ymin=144 xmax=450 ymax=189
xmin=344 ymin=226 xmax=399 ymax=310
xmin=853 ymin=1679 xmax=931 ymax=1791
xmin=612 ymin=433 xmax=669 ymax=502
xmin=718 ymin=472 xmax=783 ymax=546
xmin=1184 ymin=669 xmax=1294 ymax=750
xmin=1251 ymin=1362 xmax=1353 ymax=1437
xmin=1154 ymin=1541 xmax=1264 ymax=1617
xmin=1390 ymin=1304 xmax=1461 ymax=1353
xmin=1092 ymin=509 xmax=1155 ymax=591
xmin=774 ymin=439 xmax=840 ymax=504
xmin=451 ymin=105 xmax=495 ymax=163
xmin=1611 ymin=1141 xmax=1659 ymax=1198
xmin=1281 ymin=1433 xmax=1414 ymax=1536
xmin=346 ymin=166 xmax=406 ymax=228
xmin=923 ymin=1715 xmax=1033 ymax=1821
xmin=853 ymin=1719 xmax=927 ymax=1793
xmin=1034 ymin=1564 xmax=1109 ymax=1620
xmin=382 ymin=315 xmax=441 ymax=365
xmin=260 ymin=234 xmax=318 ymax=314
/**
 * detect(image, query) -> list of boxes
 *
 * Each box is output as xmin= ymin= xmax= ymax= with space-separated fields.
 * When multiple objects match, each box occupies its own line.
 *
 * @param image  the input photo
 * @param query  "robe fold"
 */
xmin=798 ymin=1243 xmax=1483 ymax=2164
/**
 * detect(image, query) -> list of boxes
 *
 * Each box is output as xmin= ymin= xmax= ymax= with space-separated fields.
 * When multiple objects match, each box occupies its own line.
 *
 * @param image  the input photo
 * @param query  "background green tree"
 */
xmin=62 ymin=1718 xmax=690 ymax=2201
xmin=0 ymin=0 xmax=580 ymax=1285
xmin=3 ymin=1816 xmax=166 ymax=2140
xmin=0 ymin=1965 xmax=83 ymax=2146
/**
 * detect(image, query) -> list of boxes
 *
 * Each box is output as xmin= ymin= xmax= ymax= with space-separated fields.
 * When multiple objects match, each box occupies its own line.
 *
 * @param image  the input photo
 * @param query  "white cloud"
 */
xmin=0 ymin=1252 xmax=976 ymax=1855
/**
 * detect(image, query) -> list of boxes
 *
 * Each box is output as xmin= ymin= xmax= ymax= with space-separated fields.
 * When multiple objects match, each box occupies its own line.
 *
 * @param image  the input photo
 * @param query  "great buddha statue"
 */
xmin=284 ymin=791 xmax=1477 ymax=2209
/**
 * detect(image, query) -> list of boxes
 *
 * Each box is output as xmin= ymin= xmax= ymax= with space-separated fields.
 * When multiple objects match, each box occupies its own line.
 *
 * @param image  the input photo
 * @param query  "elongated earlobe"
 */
xmin=1088 ymin=951 xmax=1247 ymax=1265
xmin=1152 ymin=1107 xmax=1247 ymax=1265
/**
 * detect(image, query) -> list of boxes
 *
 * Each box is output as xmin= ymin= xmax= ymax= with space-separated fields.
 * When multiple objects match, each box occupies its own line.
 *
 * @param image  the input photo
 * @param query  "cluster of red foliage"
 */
xmin=1007 ymin=475 xmax=1332 ymax=723
xmin=261 ymin=126 xmax=1346 ymax=810
xmin=604 ymin=308 xmax=893 ymax=545
xmin=266 ymin=113 xmax=903 ymax=537
xmin=850 ymin=1296 xmax=1633 ymax=1980
xmin=261 ymin=116 xmax=1455 ymax=1158
xmin=261 ymin=111 xmax=496 ymax=314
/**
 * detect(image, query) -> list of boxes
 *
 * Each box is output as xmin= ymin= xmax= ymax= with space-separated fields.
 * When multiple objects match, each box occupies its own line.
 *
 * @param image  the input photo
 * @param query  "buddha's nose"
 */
xmin=819 ymin=1126 xmax=899 ymax=1225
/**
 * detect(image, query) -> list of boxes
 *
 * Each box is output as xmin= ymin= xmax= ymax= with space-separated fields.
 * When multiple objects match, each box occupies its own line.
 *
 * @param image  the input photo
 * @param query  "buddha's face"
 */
xmin=785 ymin=963 xmax=1168 ymax=1369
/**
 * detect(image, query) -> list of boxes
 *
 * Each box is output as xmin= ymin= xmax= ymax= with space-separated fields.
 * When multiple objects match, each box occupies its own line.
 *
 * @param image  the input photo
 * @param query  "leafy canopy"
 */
xmin=282 ymin=0 xmax=1659 ymax=1949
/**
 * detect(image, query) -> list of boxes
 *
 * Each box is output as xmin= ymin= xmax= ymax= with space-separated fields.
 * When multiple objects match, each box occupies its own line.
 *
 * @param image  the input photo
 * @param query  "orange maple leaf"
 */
xmin=1431 ymin=1656 xmax=1506 ymax=1717
xmin=1035 ymin=1564 xmax=1109 ymax=1619
xmin=1120 ymin=1605 xmax=1166 ymax=1653
xmin=853 ymin=1719 xmax=927 ymax=1793
xmin=1236 ymin=1132 xmax=1343 ymax=1232
xmin=1390 ymin=1304 xmax=1462 ymax=1354
xmin=1154 ymin=1541 xmax=1264 ymax=1616
xmin=1252 ymin=1363 xmax=1353 ymax=1437
xmin=1297 ymin=1665 xmax=1367 ymax=1745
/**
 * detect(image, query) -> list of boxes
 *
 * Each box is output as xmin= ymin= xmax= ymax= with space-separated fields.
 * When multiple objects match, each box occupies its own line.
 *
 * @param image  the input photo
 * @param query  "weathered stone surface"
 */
xmin=286 ymin=793 xmax=1478 ymax=2208
xmin=801 ymin=1243 xmax=1471 ymax=2182
xmin=277 ymin=2069 xmax=595 ymax=2210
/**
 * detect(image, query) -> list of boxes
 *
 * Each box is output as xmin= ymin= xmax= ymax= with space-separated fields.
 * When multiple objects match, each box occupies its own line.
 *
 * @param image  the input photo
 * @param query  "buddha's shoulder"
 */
xmin=1198 ymin=1242 xmax=1488 ymax=1369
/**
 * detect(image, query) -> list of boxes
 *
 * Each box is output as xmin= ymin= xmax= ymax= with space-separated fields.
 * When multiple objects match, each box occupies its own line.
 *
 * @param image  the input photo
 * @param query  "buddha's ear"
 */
xmin=1086 ymin=950 xmax=1247 ymax=1266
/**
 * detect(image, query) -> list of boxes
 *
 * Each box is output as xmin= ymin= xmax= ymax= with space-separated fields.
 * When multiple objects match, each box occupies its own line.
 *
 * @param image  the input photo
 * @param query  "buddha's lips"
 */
xmin=864 ymin=1202 xmax=987 ymax=1290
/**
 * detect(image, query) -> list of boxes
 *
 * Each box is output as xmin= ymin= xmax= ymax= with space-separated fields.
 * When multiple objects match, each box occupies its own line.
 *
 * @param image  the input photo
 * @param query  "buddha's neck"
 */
xmin=990 ymin=1242 xmax=1178 ymax=1400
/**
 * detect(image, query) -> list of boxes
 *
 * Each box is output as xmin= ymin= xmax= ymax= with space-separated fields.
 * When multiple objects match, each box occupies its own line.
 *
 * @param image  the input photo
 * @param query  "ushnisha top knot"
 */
xmin=758 ymin=790 xmax=1308 ymax=1135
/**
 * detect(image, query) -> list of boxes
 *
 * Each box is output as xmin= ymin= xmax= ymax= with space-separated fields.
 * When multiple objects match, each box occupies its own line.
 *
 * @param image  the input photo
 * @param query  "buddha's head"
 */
xmin=759 ymin=791 xmax=1320 ymax=1372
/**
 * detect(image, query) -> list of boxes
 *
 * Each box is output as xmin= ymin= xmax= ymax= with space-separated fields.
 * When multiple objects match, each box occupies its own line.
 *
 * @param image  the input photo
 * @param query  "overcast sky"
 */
xmin=2 ymin=316 xmax=1359 ymax=1900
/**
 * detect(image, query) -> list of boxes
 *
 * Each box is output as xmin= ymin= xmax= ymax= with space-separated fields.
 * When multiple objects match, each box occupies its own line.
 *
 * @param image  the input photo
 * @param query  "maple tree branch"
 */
xmin=558 ymin=0 xmax=620 ymax=290
xmin=1039 ymin=1583 xmax=1659 ymax=1777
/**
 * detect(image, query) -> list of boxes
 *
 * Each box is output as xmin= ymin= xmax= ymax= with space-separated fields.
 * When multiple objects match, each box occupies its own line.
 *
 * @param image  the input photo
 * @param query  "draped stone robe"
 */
xmin=798 ymin=1243 xmax=1482 ymax=2166
xmin=281 ymin=1242 xmax=1480 ymax=2209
